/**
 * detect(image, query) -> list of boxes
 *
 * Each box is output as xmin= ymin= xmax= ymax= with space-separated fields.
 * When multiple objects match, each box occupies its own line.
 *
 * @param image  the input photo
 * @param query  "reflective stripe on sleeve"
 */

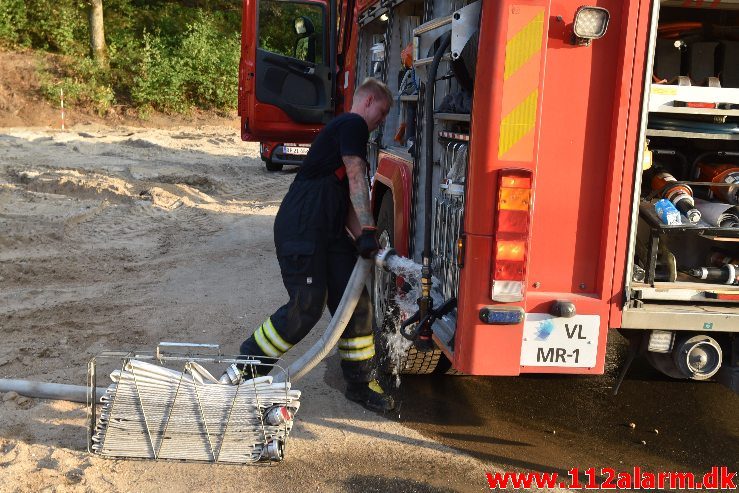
xmin=262 ymin=318 xmax=292 ymax=353
xmin=254 ymin=325 xmax=281 ymax=357
xmin=338 ymin=335 xmax=374 ymax=350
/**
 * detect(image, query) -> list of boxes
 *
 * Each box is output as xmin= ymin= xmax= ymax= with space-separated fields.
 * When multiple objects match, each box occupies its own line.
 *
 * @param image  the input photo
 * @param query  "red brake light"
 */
xmin=496 ymin=210 xmax=529 ymax=234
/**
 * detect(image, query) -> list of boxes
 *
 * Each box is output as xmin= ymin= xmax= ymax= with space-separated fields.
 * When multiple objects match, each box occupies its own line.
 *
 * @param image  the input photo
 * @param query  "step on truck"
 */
xmin=238 ymin=0 xmax=739 ymax=391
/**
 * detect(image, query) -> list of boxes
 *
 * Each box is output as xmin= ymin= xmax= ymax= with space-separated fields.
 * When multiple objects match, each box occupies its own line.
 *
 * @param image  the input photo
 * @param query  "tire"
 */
xmin=264 ymin=159 xmax=283 ymax=172
xmin=372 ymin=192 xmax=443 ymax=377
xmin=434 ymin=353 xmax=465 ymax=375
xmin=402 ymin=346 xmax=443 ymax=374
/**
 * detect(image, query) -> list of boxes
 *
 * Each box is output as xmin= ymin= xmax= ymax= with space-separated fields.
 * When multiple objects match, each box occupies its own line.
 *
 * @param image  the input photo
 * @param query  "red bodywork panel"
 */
xmin=356 ymin=0 xmax=378 ymax=12
xmin=337 ymin=1 xmax=359 ymax=114
xmin=451 ymin=0 xmax=650 ymax=375
xmin=373 ymin=152 xmax=414 ymax=258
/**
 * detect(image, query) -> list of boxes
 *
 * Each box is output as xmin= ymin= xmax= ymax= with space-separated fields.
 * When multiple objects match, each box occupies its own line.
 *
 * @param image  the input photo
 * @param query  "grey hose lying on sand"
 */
xmin=274 ymin=257 xmax=372 ymax=383
xmin=0 ymin=379 xmax=104 ymax=403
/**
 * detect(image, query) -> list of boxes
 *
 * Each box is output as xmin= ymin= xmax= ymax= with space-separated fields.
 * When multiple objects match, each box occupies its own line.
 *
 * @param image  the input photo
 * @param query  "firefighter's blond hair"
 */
xmin=354 ymin=78 xmax=393 ymax=107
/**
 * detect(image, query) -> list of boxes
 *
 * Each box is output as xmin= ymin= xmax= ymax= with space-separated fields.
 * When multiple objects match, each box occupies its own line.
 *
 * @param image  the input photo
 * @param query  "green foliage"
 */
xmin=0 ymin=0 xmax=27 ymax=46
xmin=2 ymin=0 xmax=242 ymax=114
xmin=27 ymin=0 xmax=88 ymax=55
xmin=179 ymin=13 xmax=240 ymax=110
xmin=127 ymin=13 xmax=240 ymax=113
xmin=128 ymin=31 xmax=189 ymax=113
xmin=39 ymin=57 xmax=115 ymax=115
xmin=0 ymin=0 xmax=88 ymax=54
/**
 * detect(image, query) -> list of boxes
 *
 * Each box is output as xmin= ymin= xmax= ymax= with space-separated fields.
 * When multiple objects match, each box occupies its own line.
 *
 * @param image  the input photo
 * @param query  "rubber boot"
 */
xmin=345 ymin=379 xmax=395 ymax=412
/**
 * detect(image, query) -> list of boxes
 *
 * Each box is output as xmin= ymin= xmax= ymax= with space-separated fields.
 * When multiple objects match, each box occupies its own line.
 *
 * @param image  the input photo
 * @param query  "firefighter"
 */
xmin=239 ymin=78 xmax=394 ymax=412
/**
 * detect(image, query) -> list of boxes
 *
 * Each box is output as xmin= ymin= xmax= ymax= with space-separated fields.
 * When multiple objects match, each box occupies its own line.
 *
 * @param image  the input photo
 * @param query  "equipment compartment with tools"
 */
xmin=632 ymin=1 xmax=739 ymax=292
xmin=624 ymin=1 xmax=738 ymax=338
xmin=359 ymin=0 xmax=477 ymax=373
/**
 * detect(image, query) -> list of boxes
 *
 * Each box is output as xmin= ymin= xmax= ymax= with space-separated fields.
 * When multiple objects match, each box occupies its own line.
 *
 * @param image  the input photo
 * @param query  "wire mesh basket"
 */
xmin=87 ymin=342 xmax=299 ymax=464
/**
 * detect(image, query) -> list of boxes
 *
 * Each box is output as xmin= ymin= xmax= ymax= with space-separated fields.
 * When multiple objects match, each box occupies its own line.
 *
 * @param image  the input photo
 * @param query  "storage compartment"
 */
xmin=357 ymin=0 xmax=477 ymax=256
xmin=630 ymin=1 xmax=739 ymax=305
xmin=360 ymin=0 xmax=479 ymax=356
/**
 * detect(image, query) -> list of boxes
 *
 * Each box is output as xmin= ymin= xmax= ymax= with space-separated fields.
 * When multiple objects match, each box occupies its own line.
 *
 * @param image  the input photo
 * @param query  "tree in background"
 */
xmin=88 ymin=0 xmax=108 ymax=68
xmin=1 ymin=0 xmax=242 ymax=114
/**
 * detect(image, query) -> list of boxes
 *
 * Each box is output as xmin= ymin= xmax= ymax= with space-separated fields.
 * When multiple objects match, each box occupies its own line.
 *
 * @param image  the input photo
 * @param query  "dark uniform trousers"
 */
xmin=240 ymin=177 xmax=375 ymax=384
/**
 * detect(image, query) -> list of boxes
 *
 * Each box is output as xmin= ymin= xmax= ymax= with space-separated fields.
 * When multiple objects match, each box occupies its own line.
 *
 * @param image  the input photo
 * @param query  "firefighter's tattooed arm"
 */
xmin=343 ymin=155 xmax=375 ymax=229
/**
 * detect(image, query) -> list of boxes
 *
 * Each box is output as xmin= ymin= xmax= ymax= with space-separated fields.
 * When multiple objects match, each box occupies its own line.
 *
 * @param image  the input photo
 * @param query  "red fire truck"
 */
xmin=239 ymin=0 xmax=739 ymax=390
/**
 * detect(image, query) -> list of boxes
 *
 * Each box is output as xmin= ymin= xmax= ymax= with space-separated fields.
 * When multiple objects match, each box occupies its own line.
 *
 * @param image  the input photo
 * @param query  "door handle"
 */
xmin=285 ymin=63 xmax=315 ymax=76
xmin=262 ymin=52 xmax=316 ymax=76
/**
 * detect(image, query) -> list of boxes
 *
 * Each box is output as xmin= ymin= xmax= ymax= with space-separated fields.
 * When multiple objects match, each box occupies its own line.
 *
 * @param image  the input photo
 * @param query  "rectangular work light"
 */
xmin=573 ymin=6 xmax=610 ymax=45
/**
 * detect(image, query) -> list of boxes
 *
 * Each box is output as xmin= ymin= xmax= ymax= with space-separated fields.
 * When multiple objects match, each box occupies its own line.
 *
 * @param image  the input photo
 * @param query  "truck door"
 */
xmin=239 ymin=0 xmax=337 ymax=142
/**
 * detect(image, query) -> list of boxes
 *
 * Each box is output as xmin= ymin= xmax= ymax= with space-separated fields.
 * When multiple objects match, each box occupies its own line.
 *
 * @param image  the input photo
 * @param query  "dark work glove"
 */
xmin=356 ymin=226 xmax=380 ymax=259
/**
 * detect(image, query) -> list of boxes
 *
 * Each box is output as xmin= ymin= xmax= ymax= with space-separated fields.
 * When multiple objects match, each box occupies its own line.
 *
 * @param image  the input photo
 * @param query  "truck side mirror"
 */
xmin=294 ymin=16 xmax=314 ymax=37
xmin=293 ymin=16 xmax=317 ymax=63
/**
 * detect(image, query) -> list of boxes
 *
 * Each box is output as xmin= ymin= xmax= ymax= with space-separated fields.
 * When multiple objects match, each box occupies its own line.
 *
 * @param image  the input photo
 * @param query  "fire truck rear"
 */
xmin=238 ymin=0 xmax=739 ymax=390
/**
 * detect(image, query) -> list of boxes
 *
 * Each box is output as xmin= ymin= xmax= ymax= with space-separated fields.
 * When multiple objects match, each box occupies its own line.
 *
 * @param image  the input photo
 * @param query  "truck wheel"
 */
xmin=434 ymin=354 xmax=465 ymax=375
xmin=264 ymin=159 xmax=283 ymax=172
xmin=372 ymin=192 xmax=443 ymax=377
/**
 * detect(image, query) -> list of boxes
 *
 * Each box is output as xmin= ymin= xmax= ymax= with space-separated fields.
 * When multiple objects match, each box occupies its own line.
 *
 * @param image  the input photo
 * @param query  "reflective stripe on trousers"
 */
xmin=338 ymin=335 xmax=375 ymax=361
xmin=254 ymin=317 xmax=294 ymax=357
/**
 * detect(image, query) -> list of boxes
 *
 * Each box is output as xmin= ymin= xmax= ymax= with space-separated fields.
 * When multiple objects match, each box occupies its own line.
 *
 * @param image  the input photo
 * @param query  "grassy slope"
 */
xmin=0 ymin=49 xmax=238 ymax=129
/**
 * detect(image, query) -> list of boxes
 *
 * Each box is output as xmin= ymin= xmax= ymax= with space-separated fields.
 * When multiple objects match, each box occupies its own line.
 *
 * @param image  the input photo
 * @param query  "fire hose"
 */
xmin=275 ymin=256 xmax=372 ymax=383
xmin=0 ymin=379 xmax=102 ymax=404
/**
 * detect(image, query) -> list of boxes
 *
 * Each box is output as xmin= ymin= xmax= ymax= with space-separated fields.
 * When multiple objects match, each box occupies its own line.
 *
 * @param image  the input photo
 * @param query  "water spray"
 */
xmin=376 ymin=248 xmax=456 ymax=350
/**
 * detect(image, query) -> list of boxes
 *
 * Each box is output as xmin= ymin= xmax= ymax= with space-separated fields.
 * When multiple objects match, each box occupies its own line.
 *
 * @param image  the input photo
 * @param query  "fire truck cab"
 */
xmin=239 ymin=0 xmax=739 ymax=391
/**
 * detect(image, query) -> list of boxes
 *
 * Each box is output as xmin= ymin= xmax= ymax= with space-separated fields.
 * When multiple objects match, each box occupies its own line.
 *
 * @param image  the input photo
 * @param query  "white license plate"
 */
xmin=283 ymin=145 xmax=310 ymax=156
xmin=520 ymin=314 xmax=600 ymax=368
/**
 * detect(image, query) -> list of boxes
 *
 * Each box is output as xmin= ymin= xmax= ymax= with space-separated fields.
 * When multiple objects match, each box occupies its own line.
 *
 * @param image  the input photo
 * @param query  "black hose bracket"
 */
xmin=400 ymin=298 xmax=457 ymax=352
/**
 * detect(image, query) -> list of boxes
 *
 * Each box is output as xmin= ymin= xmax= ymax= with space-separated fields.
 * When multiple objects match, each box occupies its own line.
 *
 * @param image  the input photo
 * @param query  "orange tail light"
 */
xmin=492 ymin=170 xmax=533 ymax=302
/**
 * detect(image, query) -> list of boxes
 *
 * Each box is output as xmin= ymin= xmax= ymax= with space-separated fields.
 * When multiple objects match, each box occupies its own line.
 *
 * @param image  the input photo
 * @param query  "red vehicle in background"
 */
xmin=239 ymin=0 xmax=739 ymax=392
xmin=260 ymin=141 xmax=311 ymax=172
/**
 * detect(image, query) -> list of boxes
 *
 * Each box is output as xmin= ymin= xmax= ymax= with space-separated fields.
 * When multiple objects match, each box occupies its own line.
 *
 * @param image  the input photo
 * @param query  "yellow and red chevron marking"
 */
xmin=498 ymin=6 xmax=545 ymax=161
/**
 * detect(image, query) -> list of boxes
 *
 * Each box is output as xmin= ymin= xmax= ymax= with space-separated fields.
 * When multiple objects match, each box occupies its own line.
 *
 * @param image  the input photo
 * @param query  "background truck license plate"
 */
xmin=284 ymin=144 xmax=309 ymax=155
xmin=520 ymin=314 xmax=600 ymax=367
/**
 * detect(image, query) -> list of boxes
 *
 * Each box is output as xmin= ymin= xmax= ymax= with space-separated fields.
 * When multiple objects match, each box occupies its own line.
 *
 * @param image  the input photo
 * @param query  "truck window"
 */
xmin=258 ymin=1 xmax=324 ymax=65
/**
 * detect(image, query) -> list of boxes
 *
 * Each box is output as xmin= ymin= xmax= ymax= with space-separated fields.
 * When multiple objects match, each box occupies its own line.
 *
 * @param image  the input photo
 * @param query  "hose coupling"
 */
xmin=375 ymin=247 xmax=398 ymax=272
xmin=262 ymin=439 xmax=285 ymax=461
xmin=219 ymin=363 xmax=242 ymax=385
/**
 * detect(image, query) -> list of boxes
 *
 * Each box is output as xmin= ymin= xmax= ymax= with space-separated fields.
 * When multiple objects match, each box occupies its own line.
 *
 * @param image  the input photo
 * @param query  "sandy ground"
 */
xmin=0 ymin=124 xmax=556 ymax=492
